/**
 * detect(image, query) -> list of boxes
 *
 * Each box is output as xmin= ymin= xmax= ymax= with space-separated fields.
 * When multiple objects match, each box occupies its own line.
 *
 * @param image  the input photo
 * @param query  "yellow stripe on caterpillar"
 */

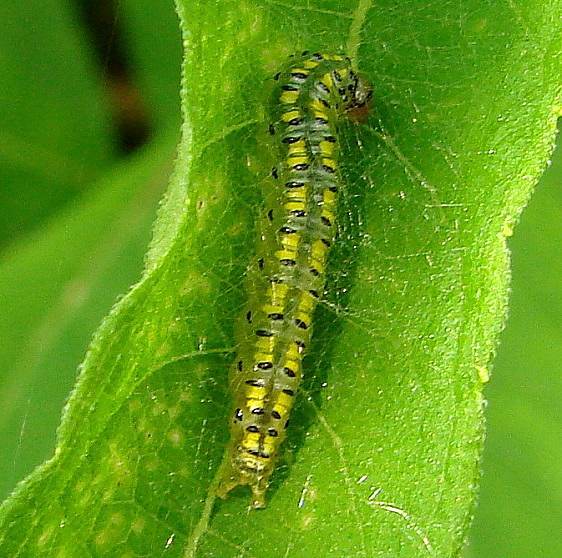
xmin=282 ymin=110 xmax=302 ymax=122
xmin=280 ymin=90 xmax=299 ymax=104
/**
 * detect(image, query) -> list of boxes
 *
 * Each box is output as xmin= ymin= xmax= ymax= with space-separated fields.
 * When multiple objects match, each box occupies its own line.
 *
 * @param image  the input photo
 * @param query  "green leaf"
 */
xmin=467 ymin=133 xmax=562 ymax=557
xmin=0 ymin=131 xmax=175 ymax=500
xmin=0 ymin=1 xmax=116 ymax=248
xmin=1 ymin=2 xmax=560 ymax=558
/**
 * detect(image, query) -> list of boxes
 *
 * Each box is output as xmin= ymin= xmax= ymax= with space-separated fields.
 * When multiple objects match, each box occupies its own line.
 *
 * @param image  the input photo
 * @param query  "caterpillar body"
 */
xmin=217 ymin=52 xmax=372 ymax=508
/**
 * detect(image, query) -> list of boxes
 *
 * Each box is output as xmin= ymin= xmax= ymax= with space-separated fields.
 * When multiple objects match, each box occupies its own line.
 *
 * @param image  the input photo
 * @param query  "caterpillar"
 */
xmin=217 ymin=51 xmax=372 ymax=508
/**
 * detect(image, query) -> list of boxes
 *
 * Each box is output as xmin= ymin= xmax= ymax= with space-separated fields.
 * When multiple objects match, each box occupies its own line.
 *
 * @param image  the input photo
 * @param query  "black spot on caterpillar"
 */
xmin=217 ymin=52 xmax=372 ymax=509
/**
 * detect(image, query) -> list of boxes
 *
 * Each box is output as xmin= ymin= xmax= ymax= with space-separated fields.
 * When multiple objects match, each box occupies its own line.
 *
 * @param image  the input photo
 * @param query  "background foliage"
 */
xmin=0 ymin=1 xmax=560 ymax=557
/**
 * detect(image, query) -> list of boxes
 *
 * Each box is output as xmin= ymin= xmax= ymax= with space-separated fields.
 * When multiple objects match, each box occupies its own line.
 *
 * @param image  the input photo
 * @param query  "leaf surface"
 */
xmin=467 ymin=134 xmax=562 ymax=558
xmin=0 ymin=2 xmax=560 ymax=557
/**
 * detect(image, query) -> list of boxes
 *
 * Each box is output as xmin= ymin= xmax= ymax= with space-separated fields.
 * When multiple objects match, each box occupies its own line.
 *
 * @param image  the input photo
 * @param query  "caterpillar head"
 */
xmin=346 ymin=73 xmax=373 ymax=123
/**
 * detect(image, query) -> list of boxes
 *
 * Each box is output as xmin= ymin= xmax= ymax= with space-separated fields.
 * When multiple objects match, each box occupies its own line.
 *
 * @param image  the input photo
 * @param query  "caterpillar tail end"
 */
xmin=216 ymin=462 xmax=268 ymax=509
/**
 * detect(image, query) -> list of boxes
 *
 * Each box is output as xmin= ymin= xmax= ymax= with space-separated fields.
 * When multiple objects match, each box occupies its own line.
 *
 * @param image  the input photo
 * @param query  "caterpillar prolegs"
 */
xmin=217 ymin=52 xmax=372 ymax=508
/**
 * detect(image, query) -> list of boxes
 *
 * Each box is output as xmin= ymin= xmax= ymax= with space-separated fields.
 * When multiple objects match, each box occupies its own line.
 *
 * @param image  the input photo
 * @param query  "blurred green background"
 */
xmin=0 ymin=2 xmax=559 ymax=556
